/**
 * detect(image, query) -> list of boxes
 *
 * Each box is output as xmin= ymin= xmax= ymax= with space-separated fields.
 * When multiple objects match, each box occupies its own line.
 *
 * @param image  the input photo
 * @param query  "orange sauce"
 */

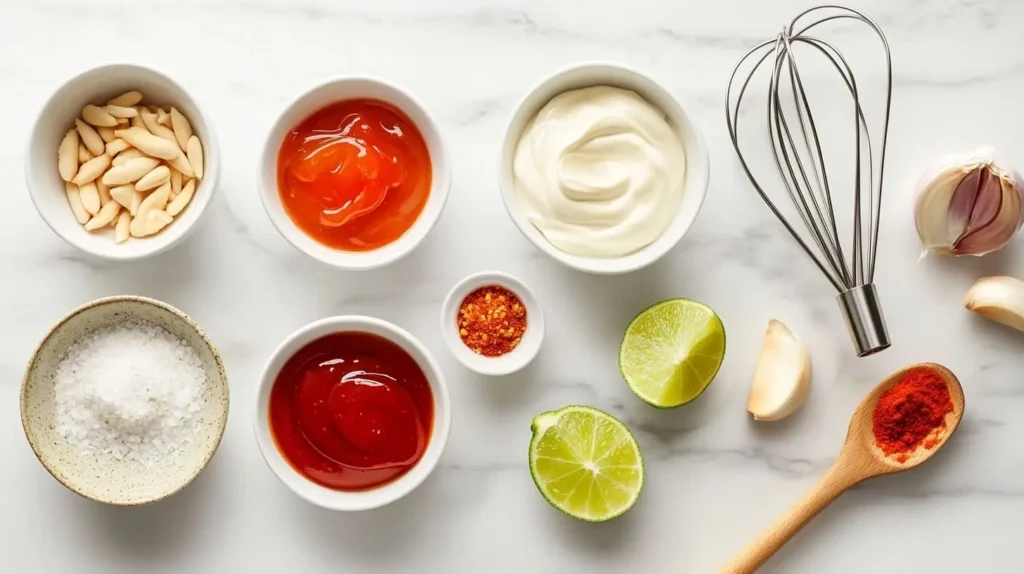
xmin=277 ymin=99 xmax=432 ymax=251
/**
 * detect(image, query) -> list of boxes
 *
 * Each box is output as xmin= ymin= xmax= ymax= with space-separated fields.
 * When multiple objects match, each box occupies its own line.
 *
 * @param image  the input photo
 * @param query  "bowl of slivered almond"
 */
xmin=26 ymin=64 xmax=220 ymax=261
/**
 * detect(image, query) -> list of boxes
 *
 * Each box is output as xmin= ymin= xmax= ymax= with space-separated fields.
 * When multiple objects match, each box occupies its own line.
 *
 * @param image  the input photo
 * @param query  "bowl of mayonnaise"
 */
xmin=499 ymin=62 xmax=709 ymax=274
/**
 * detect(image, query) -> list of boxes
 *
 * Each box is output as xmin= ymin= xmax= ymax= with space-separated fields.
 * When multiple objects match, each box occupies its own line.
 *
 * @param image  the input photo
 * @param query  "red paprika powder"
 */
xmin=872 ymin=367 xmax=953 ymax=463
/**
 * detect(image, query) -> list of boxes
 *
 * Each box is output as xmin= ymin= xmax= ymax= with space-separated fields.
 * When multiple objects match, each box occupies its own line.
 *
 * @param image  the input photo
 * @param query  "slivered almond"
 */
xmin=186 ymin=136 xmax=204 ymax=179
xmin=107 ymin=91 xmax=143 ymax=107
xmin=139 ymin=108 xmax=159 ymax=131
xmin=129 ymin=213 xmax=147 ymax=237
xmin=105 ymin=138 xmax=131 ymax=156
xmin=65 ymin=183 xmax=89 ymax=224
xmin=170 ymin=167 xmax=182 ymax=197
xmin=72 ymin=154 xmax=111 ymax=185
xmin=97 ymin=126 xmax=116 ymax=143
xmin=167 ymin=152 xmax=195 ymax=177
xmin=102 ymin=157 xmax=160 ymax=186
xmin=140 ymin=109 xmax=177 ymax=144
xmin=110 ymin=185 xmax=143 ymax=215
xmin=139 ymin=181 xmax=172 ymax=213
xmin=130 ymin=209 xmax=172 ymax=237
xmin=113 ymin=148 xmax=145 ymax=165
xmin=85 ymin=200 xmax=120 ymax=231
xmin=104 ymin=104 xmax=137 ymax=118
xmin=129 ymin=182 xmax=171 ymax=237
xmin=75 ymin=119 xmax=105 ymax=156
xmin=136 ymin=166 xmax=170 ymax=191
xmin=58 ymin=129 xmax=79 ymax=182
xmin=157 ymin=108 xmax=170 ymax=126
xmin=97 ymin=179 xmax=111 ymax=206
xmin=169 ymin=107 xmax=193 ymax=150
xmin=77 ymin=143 xmax=93 ymax=163
xmin=130 ymin=113 xmax=147 ymax=131
xmin=115 ymin=210 xmax=131 ymax=243
xmin=167 ymin=179 xmax=195 ymax=216
xmin=79 ymin=182 xmax=101 ymax=215
xmin=82 ymin=104 xmax=118 ymax=127
xmin=146 ymin=210 xmax=173 ymax=235
xmin=115 ymin=127 xmax=179 ymax=160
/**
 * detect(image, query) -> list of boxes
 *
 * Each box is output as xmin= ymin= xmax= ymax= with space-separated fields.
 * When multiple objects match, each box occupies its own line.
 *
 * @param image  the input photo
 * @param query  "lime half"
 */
xmin=529 ymin=406 xmax=644 ymax=522
xmin=619 ymin=298 xmax=726 ymax=408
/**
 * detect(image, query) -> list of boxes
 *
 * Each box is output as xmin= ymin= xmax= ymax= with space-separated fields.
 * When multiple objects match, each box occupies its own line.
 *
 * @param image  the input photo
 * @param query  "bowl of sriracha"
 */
xmin=258 ymin=77 xmax=450 ymax=270
xmin=253 ymin=315 xmax=451 ymax=511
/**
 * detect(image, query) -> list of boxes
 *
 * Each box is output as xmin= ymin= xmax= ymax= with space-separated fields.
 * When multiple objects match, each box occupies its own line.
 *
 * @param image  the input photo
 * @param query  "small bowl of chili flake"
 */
xmin=441 ymin=271 xmax=544 ymax=376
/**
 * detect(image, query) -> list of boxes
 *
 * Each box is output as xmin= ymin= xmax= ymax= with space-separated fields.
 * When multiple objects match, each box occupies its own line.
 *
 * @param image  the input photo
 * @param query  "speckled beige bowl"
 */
xmin=20 ymin=296 xmax=229 ymax=506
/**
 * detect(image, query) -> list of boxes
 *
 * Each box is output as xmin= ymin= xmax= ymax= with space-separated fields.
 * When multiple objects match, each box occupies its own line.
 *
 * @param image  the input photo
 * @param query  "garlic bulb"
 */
xmin=747 ymin=319 xmax=811 ymax=421
xmin=914 ymin=147 xmax=1024 ymax=257
xmin=964 ymin=276 xmax=1024 ymax=332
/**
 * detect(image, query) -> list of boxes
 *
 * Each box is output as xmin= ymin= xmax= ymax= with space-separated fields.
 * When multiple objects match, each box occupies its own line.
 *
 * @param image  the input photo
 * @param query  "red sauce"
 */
xmin=269 ymin=332 xmax=434 ymax=491
xmin=276 ymin=99 xmax=432 ymax=251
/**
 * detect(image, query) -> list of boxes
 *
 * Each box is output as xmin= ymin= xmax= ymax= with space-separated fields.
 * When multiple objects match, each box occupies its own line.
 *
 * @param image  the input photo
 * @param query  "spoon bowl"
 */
xmin=720 ymin=362 xmax=964 ymax=574
xmin=842 ymin=363 xmax=964 ymax=475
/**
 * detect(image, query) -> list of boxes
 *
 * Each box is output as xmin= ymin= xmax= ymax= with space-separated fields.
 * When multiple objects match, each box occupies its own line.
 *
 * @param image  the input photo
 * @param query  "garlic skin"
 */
xmin=914 ymin=147 xmax=1024 ymax=257
xmin=747 ymin=319 xmax=811 ymax=422
xmin=964 ymin=276 xmax=1024 ymax=332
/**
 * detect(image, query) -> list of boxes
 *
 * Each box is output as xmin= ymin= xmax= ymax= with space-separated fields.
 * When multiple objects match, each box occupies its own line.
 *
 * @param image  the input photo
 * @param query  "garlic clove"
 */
xmin=747 ymin=319 xmax=811 ymax=421
xmin=914 ymin=147 xmax=1024 ymax=257
xmin=946 ymin=166 xmax=982 ymax=241
xmin=964 ymin=276 xmax=1024 ymax=332
xmin=915 ymin=166 xmax=964 ymax=255
xmin=961 ymin=168 xmax=1002 ymax=236
xmin=955 ymin=175 xmax=1022 ymax=256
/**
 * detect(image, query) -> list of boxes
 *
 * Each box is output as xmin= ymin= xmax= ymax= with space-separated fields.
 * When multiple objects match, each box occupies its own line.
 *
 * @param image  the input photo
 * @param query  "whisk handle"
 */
xmin=838 ymin=284 xmax=890 ymax=357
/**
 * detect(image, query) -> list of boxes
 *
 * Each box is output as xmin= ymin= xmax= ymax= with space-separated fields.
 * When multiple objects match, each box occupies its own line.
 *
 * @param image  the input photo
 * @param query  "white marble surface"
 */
xmin=2 ymin=0 xmax=1023 ymax=571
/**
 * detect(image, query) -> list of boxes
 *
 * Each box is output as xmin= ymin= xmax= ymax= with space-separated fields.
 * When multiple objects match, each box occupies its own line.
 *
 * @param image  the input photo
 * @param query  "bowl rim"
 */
xmin=257 ymin=75 xmax=451 ymax=271
xmin=439 ymin=270 xmax=545 ymax=376
xmin=24 ymin=62 xmax=220 ymax=262
xmin=497 ymin=60 xmax=711 ymax=275
xmin=19 ymin=295 xmax=230 ymax=506
xmin=252 ymin=315 xmax=452 ymax=511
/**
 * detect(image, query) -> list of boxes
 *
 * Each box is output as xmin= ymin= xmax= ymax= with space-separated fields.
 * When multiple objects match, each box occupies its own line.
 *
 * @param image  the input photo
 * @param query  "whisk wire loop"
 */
xmin=769 ymin=35 xmax=851 ymax=288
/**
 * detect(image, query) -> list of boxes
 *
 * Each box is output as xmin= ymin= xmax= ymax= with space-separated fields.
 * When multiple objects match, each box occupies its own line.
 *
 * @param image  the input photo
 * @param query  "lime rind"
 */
xmin=618 ymin=298 xmax=726 ymax=408
xmin=529 ymin=405 xmax=644 ymax=522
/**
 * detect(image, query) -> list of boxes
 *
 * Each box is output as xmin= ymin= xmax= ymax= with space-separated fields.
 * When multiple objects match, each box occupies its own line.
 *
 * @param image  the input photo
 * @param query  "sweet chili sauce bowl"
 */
xmin=258 ymin=77 xmax=451 ymax=271
xmin=253 ymin=315 xmax=452 ymax=511
xmin=440 ymin=271 xmax=545 ymax=376
xmin=26 ymin=63 xmax=220 ymax=261
xmin=498 ymin=62 xmax=710 ymax=275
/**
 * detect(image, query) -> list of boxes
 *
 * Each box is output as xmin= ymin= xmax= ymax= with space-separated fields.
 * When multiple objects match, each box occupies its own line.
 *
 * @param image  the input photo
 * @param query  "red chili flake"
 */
xmin=456 ymin=285 xmax=527 ymax=357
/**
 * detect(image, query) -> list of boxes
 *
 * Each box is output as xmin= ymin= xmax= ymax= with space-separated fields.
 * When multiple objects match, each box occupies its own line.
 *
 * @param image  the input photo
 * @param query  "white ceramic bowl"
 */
xmin=499 ymin=62 xmax=710 ymax=274
xmin=258 ymin=77 xmax=450 ymax=270
xmin=26 ymin=64 xmax=220 ymax=261
xmin=440 ymin=271 xmax=544 ymax=376
xmin=254 ymin=316 xmax=451 ymax=511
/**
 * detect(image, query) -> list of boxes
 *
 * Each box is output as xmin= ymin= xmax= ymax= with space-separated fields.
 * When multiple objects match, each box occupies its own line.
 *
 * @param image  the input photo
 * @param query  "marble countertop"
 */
xmin=3 ymin=0 xmax=1023 ymax=571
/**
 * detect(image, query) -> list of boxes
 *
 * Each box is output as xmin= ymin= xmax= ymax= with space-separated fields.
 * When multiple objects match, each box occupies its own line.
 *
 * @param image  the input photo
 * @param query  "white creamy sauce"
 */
xmin=512 ymin=86 xmax=687 ymax=258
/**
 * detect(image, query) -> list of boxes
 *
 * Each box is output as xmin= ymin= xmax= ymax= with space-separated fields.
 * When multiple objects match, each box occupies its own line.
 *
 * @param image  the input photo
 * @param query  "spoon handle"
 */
xmin=718 ymin=462 xmax=865 ymax=574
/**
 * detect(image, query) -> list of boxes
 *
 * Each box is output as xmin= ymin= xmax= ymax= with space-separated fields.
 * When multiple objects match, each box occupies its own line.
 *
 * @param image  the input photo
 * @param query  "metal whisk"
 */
xmin=725 ymin=5 xmax=893 ymax=357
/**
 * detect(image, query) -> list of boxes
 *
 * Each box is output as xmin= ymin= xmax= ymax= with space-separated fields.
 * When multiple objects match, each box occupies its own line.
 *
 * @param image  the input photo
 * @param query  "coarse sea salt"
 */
xmin=54 ymin=319 xmax=206 ymax=468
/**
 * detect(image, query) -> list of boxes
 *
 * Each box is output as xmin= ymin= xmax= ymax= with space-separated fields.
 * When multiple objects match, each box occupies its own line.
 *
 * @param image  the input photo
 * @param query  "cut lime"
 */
xmin=529 ymin=406 xmax=644 ymax=522
xmin=619 ymin=298 xmax=726 ymax=408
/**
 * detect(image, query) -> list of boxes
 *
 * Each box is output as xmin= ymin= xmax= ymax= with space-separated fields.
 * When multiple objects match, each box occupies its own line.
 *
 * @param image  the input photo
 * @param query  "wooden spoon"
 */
xmin=719 ymin=363 xmax=965 ymax=574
